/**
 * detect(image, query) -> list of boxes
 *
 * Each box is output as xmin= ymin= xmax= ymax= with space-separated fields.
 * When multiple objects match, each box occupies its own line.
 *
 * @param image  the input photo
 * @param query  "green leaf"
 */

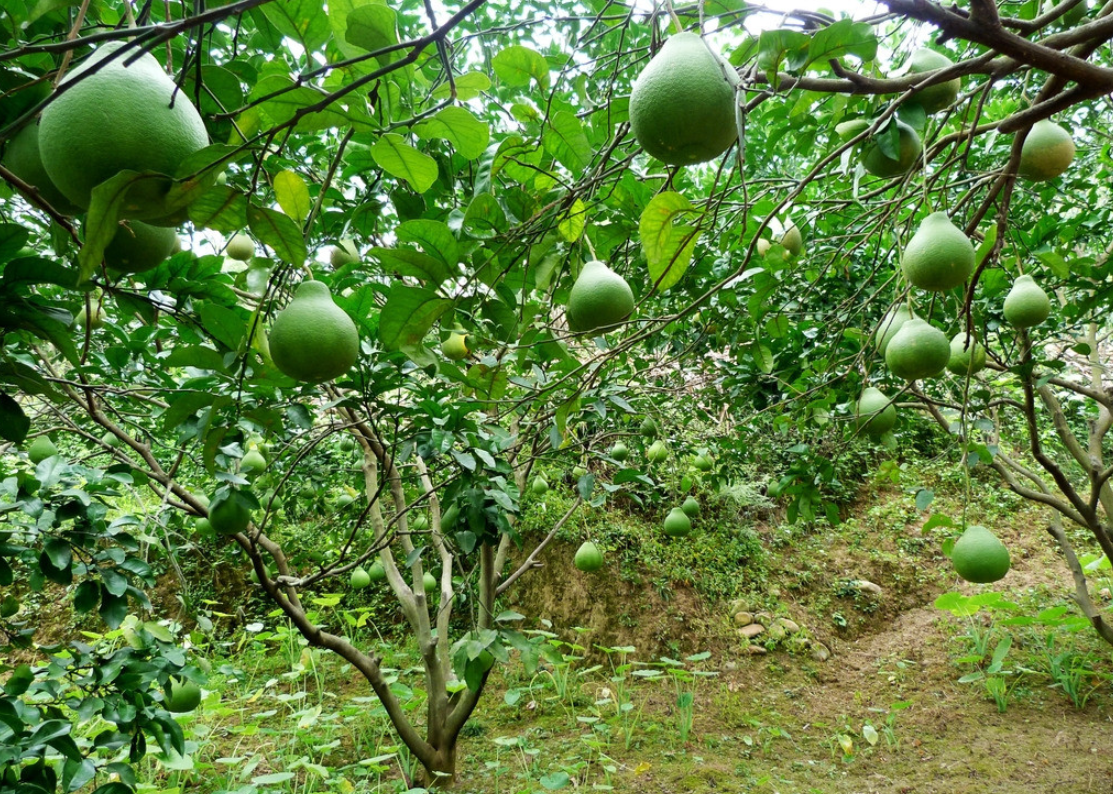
xmin=975 ymin=223 xmax=998 ymax=269
xmin=98 ymin=589 xmax=127 ymax=629
xmin=43 ymin=538 xmax=72 ymax=571
xmin=164 ymin=345 xmax=226 ymax=371
xmin=344 ymin=4 xmax=398 ymax=56
xmin=545 ymin=111 xmax=592 ymax=174
xmin=0 ymin=393 xmax=29 ymax=443
xmin=396 ymin=219 xmax=459 ymax=270
xmin=756 ymin=29 xmax=810 ymax=84
xmin=247 ymin=204 xmax=307 ymax=266
xmin=197 ymin=303 xmax=247 ymax=352
xmin=274 ymin=170 xmax=311 ymax=223
xmin=188 ymin=186 xmax=249 ymax=233
xmin=557 ymin=199 xmax=587 ymax=243
xmin=431 ymin=72 xmax=491 ymax=101
xmin=73 ymin=580 xmax=99 ymax=613
xmin=369 ymin=247 xmax=452 ymax=285
xmin=802 ymin=19 xmax=878 ymax=70
xmin=462 ymin=193 xmax=508 ymax=239
xmin=260 ymin=0 xmax=330 ymax=52
xmin=1 ymin=257 xmax=77 ymax=289
xmin=492 ymin=45 xmax=548 ymax=89
xmin=640 ymin=191 xmax=702 ymax=293
xmin=371 ymin=134 xmax=438 ymax=194
xmin=915 ymin=488 xmax=934 ymax=511
xmin=378 ymin=283 xmax=452 ymax=350
xmin=413 ymin=107 xmax=490 ymax=160
xmin=328 ymin=0 xmax=377 ymax=60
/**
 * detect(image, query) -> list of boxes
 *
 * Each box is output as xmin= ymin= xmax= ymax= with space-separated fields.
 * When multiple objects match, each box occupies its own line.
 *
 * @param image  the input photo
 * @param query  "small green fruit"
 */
xmin=28 ymin=436 xmax=58 ymax=463
xmin=901 ymin=212 xmax=975 ymax=292
xmin=423 ymin=571 xmax=437 ymax=593
xmin=330 ymin=239 xmax=359 ymax=267
xmin=1018 ymin=119 xmax=1075 ymax=182
xmin=572 ymin=465 xmax=588 ymax=478
xmin=885 ymin=318 xmax=951 ymax=381
xmin=531 ymin=475 xmax=549 ymax=496
xmin=855 ymin=387 xmax=897 ymax=437
xmin=76 ymin=304 xmax=106 ymax=329
xmin=692 ymin=453 xmax=714 ymax=472
xmin=226 ymin=232 xmax=254 ymax=261
xmin=663 ymin=507 xmax=692 ymax=537
xmin=567 ymin=260 xmax=635 ymax=334
xmin=574 ymin=541 xmax=605 ymax=572
xmin=442 ymin=331 xmax=470 ymax=361
xmin=647 ymin=440 xmax=669 ymax=463
xmin=680 ymin=496 xmax=700 ymax=518
xmin=640 ymin=416 xmax=659 ymax=437
xmin=610 ymin=441 xmax=629 ymax=461
xmin=101 ymin=430 xmax=121 ymax=448
xmin=369 ymin=560 xmax=386 ymax=582
xmin=1003 ymin=274 xmax=1051 ymax=329
xmin=951 ymin=525 xmax=1011 ymax=584
xmin=947 ymin=332 xmax=987 ymax=376
xmin=208 ymin=490 xmax=252 ymax=536
xmin=166 ymin=677 xmax=202 ymax=713
xmin=780 ymin=223 xmax=804 ymax=258
xmin=240 ymin=448 xmax=267 ymax=477
xmin=861 ymin=120 xmax=922 ymax=178
xmin=875 ymin=305 xmax=916 ymax=354
xmin=907 ymin=48 xmax=961 ymax=114
xmin=350 ymin=567 xmax=371 ymax=589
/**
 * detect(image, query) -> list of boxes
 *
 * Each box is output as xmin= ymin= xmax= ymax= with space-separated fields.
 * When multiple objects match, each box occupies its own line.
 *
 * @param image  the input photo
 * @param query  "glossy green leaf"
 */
xmin=378 ymin=283 xmax=452 ymax=350
xmin=413 ymin=107 xmax=490 ymax=160
xmin=371 ymin=134 xmax=438 ymax=194
xmin=492 ymin=45 xmax=548 ymax=89
xmin=247 ymin=204 xmax=307 ymax=266
xmin=274 ymin=170 xmax=311 ymax=223
xmin=640 ymin=191 xmax=702 ymax=293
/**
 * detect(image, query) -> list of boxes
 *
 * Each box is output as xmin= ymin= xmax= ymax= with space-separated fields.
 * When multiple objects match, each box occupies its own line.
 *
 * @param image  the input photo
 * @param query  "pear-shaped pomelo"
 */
xmin=947 ymin=332 xmax=987 ymax=376
xmin=663 ymin=507 xmax=692 ymax=537
xmin=567 ymin=260 xmax=634 ymax=334
xmin=240 ymin=448 xmax=267 ymax=477
xmin=680 ymin=495 xmax=701 ymax=518
xmin=861 ymin=121 xmax=922 ymax=177
xmin=226 ymin=233 xmax=254 ymax=261
xmin=28 ymin=435 xmax=58 ymax=463
xmin=951 ymin=525 xmax=1011 ymax=584
xmin=1 ymin=123 xmax=81 ymax=214
xmin=901 ymin=212 xmax=975 ymax=292
xmin=103 ymin=220 xmax=179 ymax=273
xmin=855 ymin=387 xmax=897 ymax=437
xmin=530 ymin=475 xmax=549 ymax=495
xmin=629 ymin=32 xmax=739 ymax=166
xmin=166 ymin=677 xmax=202 ymax=713
xmin=350 ymin=567 xmax=371 ymax=589
xmin=369 ymin=560 xmax=386 ymax=582
xmin=647 ymin=440 xmax=669 ymax=463
xmin=423 ymin=571 xmax=437 ymax=593
xmin=1003 ymin=274 xmax=1051 ymax=328
xmin=610 ymin=441 xmax=629 ymax=461
xmin=640 ymin=416 xmax=659 ymax=437
xmin=442 ymin=331 xmax=469 ymax=361
xmin=780 ymin=223 xmax=804 ymax=258
xmin=268 ymin=281 xmax=359 ymax=383
xmin=208 ymin=490 xmax=252 ymax=536
xmin=876 ymin=305 xmax=917 ymax=354
xmin=885 ymin=318 xmax=951 ymax=381
xmin=1018 ymin=119 xmax=1075 ymax=182
xmin=574 ymin=541 xmax=605 ymax=572
xmin=39 ymin=42 xmax=209 ymax=219
xmin=907 ymin=48 xmax=961 ymax=114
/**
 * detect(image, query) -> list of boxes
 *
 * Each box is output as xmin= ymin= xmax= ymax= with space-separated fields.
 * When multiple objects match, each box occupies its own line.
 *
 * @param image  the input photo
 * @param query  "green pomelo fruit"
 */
xmin=226 ymin=232 xmax=254 ymax=261
xmin=1003 ymin=274 xmax=1051 ymax=328
xmin=103 ymin=220 xmax=179 ymax=273
xmin=101 ymin=430 xmax=121 ymax=448
xmin=330 ymin=239 xmax=359 ymax=267
xmin=39 ymin=43 xmax=209 ymax=218
xmin=423 ymin=571 xmax=436 ymax=592
xmin=574 ymin=540 xmax=605 ymax=572
xmin=861 ymin=121 xmax=922 ymax=177
xmin=530 ymin=475 xmax=549 ymax=495
xmin=907 ymin=48 xmax=961 ymax=114
xmin=885 ymin=318 xmax=951 ymax=381
xmin=28 ymin=435 xmax=58 ymax=463
xmin=680 ymin=495 xmax=700 ymax=518
xmin=640 ymin=416 xmax=659 ymax=437
xmin=692 ymin=454 xmax=713 ymax=472
xmin=335 ymin=494 xmax=355 ymax=508
xmin=567 ymin=260 xmax=634 ymax=334
xmin=442 ymin=332 xmax=469 ymax=361
xmin=901 ymin=212 xmax=975 ymax=292
xmin=350 ymin=567 xmax=371 ymax=589
xmin=194 ymin=517 xmax=213 ymax=536
xmin=647 ymin=440 xmax=669 ymax=463
xmin=756 ymin=238 xmax=772 ymax=257
xmin=951 ymin=525 xmax=1011 ymax=584
xmin=1 ymin=123 xmax=81 ymax=214
xmin=369 ymin=560 xmax=386 ymax=582
xmin=240 ymin=449 xmax=267 ymax=477
xmin=629 ymin=32 xmax=739 ymax=166
xmin=1018 ymin=119 xmax=1075 ymax=182
xmin=268 ymin=280 xmax=359 ymax=383
xmin=780 ymin=224 xmax=804 ymax=258
xmin=663 ymin=507 xmax=692 ymax=537
xmin=610 ymin=441 xmax=629 ymax=461
xmin=338 ymin=435 xmax=357 ymax=452
xmin=875 ymin=305 xmax=916 ymax=354
xmin=855 ymin=387 xmax=897 ymax=437
xmin=947 ymin=332 xmax=987 ymax=376
xmin=75 ymin=304 xmax=106 ymax=329
xmin=166 ymin=677 xmax=202 ymax=713
xmin=208 ymin=490 xmax=252 ymax=535
xmin=572 ymin=465 xmax=588 ymax=478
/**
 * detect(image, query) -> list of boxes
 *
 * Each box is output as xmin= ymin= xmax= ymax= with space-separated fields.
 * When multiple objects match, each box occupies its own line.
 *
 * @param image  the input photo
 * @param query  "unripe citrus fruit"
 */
xmin=1 ymin=123 xmax=81 ymax=214
xmin=951 ymin=525 xmax=1011 ymax=584
xmin=1018 ymin=119 xmax=1075 ymax=182
xmin=1003 ymin=274 xmax=1051 ymax=328
xmin=240 ymin=448 xmax=267 ymax=477
xmin=884 ymin=318 xmax=951 ymax=381
xmin=329 ymin=239 xmax=359 ymax=267
xmin=640 ymin=416 xmax=659 ymax=437
xmin=574 ymin=541 xmax=604 ymax=572
xmin=530 ymin=475 xmax=549 ymax=496
xmin=39 ymin=43 xmax=209 ymax=218
xmin=208 ymin=490 xmax=251 ymax=535
xmin=861 ymin=121 xmax=922 ymax=178
xmin=28 ymin=436 xmax=58 ymax=463
xmin=268 ymin=281 xmax=359 ymax=383
xmin=780 ymin=223 xmax=804 ymax=258
xmin=350 ymin=567 xmax=371 ymax=589
xmin=855 ymin=387 xmax=897 ymax=437
xmin=75 ymin=304 xmax=106 ymax=329
xmin=875 ymin=305 xmax=916 ymax=354
xmin=369 ymin=560 xmax=386 ymax=582
xmin=226 ymin=232 xmax=254 ymax=261
xmin=567 ymin=260 xmax=634 ymax=334
xmin=629 ymin=32 xmax=738 ymax=166
xmin=756 ymin=238 xmax=772 ymax=256
xmin=647 ymin=440 xmax=669 ymax=463
xmin=610 ymin=441 xmax=629 ymax=461
xmin=423 ymin=571 xmax=437 ymax=593
xmin=663 ymin=507 xmax=692 ymax=537
xmin=101 ymin=430 xmax=121 ymax=448
xmin=103 ymin=220 xmax=179 ymax=273
xmin=681 ymin=495 xmax=700 ymax=518
xmin=947 ymin=332 xmax=987 ymax=376
xmin=907 ymin=48 xmax=961 ymax=114
xmin=692 ymin=453 xmax=714 ymax=472
xmin=166 ymin=676 xmax=202 ymax=713
xmin=442 ymin=332 xmax=469 ymax=361
xmin=901 ymin=212 xmax=974 ymax=292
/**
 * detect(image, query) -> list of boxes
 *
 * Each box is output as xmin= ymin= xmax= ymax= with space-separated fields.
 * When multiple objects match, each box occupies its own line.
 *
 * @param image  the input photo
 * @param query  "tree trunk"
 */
xmin=417 ymin=742 xmax=457 ymax=790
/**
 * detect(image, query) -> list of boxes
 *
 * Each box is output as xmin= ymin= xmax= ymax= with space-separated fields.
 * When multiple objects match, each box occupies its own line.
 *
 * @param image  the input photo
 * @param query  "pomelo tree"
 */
xmin=3 ymin=0 xmax=1113 ymax=789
